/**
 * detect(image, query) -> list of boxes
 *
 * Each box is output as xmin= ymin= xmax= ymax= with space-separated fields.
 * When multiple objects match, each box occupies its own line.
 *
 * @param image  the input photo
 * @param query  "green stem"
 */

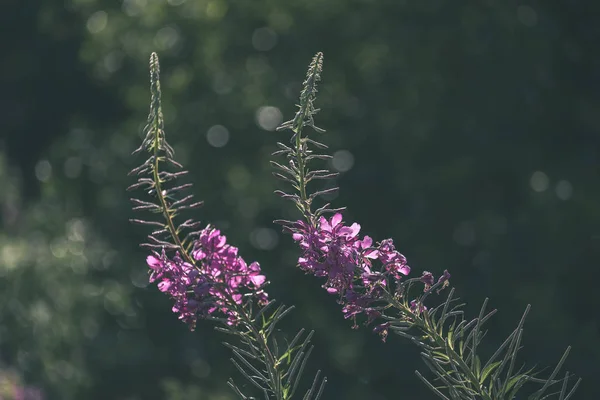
xmin=293 ymin=128 xmax=311 ymax=225
xmin=150 ymin=121 xmax=285 ymax=400
xmin=384 ymin=292 xmax=491 ymax=400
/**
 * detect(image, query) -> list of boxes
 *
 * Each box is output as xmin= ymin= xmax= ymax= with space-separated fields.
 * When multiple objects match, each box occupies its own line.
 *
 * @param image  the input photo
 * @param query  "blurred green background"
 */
xmin=1 ymin=0 xmax=599 ymax=399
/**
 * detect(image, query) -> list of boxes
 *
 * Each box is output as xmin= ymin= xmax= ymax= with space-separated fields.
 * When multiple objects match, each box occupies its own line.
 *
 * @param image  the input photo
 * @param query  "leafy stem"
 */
xmin=274 ymin=52 xmax=343 ymax=227
xmin=273 ymin=52 xmax=581 ymax=400
xmin=294 ymin=123 xmax=309 ymax=217
xmin=148 ymin=53 xmax=286 ymax=400
xmin=382 ymin=285 xmax=580 ymax=400
xmin=383 ymin=289 xmax=492 ymax=400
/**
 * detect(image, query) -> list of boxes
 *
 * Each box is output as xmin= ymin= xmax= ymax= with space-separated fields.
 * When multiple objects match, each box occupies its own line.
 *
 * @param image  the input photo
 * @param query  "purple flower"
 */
xmin=291 ymin=213 xmax=411 ymax=325
xmin=373 ymin=322 xmax=391 ymax=342
xmin=146 ymin=225 xmax=268 ymax=330
xmin=287 ymin=212 xmax=451 ymax=339
xmin=410 ymin=299 xmax=427 ymax=314
xmin=420 ymin=271 xmax=434 ymax=291
xmin=438 ymin=269 xmax=451 ymax=284
xmin=436 ymin=269 xmax=451 ymax=293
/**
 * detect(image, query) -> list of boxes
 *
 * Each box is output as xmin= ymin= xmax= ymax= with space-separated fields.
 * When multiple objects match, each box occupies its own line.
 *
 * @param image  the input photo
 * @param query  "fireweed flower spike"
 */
xmin=128 ymin=53 xmax=326 ymax=400
xmin=272 ymin=53 xmax=581 ymax=399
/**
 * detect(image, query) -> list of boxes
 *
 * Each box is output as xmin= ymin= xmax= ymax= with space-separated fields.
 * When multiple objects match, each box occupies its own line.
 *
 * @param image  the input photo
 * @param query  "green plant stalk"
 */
xmin=383 ymin=292 xmax=492 ymax=400
xmin=294 ymin=131 xmax=308 ymax=217
xmin=148 ymin=58 xmax=286 ymax=400
xmin=289 ymin=122 xmax=493 ymax=397
xmin=284 ymin=53 xmax=495 ymax=400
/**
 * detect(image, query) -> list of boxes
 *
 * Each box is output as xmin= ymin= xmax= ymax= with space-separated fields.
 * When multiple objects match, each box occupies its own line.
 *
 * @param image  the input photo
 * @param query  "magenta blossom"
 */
xmin=292 ymin=213 xmax=407 ymax=293
xmin=147 ymin=225 xmax=268 ymax=330
xmin=291 ymin=213 xmax=409 ymax=325
xmin=289 ymin=212 xmax=450 ymax=338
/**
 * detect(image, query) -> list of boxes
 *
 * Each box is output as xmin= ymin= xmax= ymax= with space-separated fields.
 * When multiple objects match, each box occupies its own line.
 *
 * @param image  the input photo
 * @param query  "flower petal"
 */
xmin=331 ymin=213 xmax=343 ymax=228
xmin=251 ymin=274 xmax=266 ymax=287
xmin=147 ymin=255 xmax=163 ymax=270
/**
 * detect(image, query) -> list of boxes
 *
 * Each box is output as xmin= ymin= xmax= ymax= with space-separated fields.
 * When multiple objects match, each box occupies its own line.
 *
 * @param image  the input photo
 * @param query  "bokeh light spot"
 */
xmin=212 ymin=71 xmax=234 ymax=94
xmin=206 ymin=0 xmax=228 ymax=20
xmin=104 ymin=289 xmax=125 ymax=315
xmin=252 ymin=27 xmax=278 ymax=51
xmin=35 ymin=160 xmax=52 ymax=182
xmin=130 ymin=269 xmax=149 ymax=289
xmin=154 ymin=26 xmax=180 ymax=50
xmin=555 ymin=180 xmax=573 ymax=200
xmin=206 ymin=125 xmax=230 ymax=148
xmin=64 ymin=157 xmax=82 ymax=179
xmin=30 ymin=301 xmax=51 ymax=325
xmin=530 ymin=171 xmax=549 ymax=192
xmin=517 ymin=5 xmax=538 ymax=27
xmin=250 ymin=227 xmax=279 ymax=250
xmin=332 ymin=150 xmax=355 ymax=172
xmin=268 ymin=10 xmax=293 ymax=31
xmin=50 ymin=237 xmax=68 ymax=258
xmin=122 ymin=0 xmax=147 ymax=17
xmin=0 ymin=243 xmax=25 ymax=272
xmin=103 ymin=51 xmax=124 ymax=73
xmin=67 ymin=219 xmax=86 ymax=242
xmin=101 ymin=251 xmax=118 ymax=270
xmin=86 ymin=11 xmax=108 ymax=34
xmin=256 ymin=106 xmax=283 ymax=131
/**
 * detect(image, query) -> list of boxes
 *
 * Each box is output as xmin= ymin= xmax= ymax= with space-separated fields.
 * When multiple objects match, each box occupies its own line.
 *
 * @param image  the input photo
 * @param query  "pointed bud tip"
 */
xmin=310 ymin=52 xmax=324 ymax=74
xmin=149 ymin=52 xmax=160 ymax=75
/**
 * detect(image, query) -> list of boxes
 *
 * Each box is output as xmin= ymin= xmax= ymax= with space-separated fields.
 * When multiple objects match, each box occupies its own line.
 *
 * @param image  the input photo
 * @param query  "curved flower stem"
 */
xmin=150 ymin=108 xmax=285 ymax=400
xmin=141 ymin=54 xmax=285 ymax=399
xmin=154 ymin=153 xmax=286 ymax=400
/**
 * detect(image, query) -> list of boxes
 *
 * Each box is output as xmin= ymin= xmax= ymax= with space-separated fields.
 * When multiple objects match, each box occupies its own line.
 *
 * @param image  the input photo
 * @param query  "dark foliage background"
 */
xmin=1 ymin=0 xmax=599 ymax=399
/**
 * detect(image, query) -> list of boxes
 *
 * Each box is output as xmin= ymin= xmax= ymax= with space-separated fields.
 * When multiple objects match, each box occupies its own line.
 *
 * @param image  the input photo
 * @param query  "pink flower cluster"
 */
xmin=291 ymin=214 xmax=410 ymax=324
xmin=291 ymin=213 xmax=450 ymax=340
xmin=147 ymin=225 xmax=268 ymax=329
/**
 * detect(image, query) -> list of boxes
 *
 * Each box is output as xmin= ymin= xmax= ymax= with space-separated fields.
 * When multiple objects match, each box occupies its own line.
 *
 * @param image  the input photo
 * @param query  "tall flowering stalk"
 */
xmin=128 ymin=53 xmax=326 ymax=400
xmin=271 ymin=53 xmax=580 ymax=399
